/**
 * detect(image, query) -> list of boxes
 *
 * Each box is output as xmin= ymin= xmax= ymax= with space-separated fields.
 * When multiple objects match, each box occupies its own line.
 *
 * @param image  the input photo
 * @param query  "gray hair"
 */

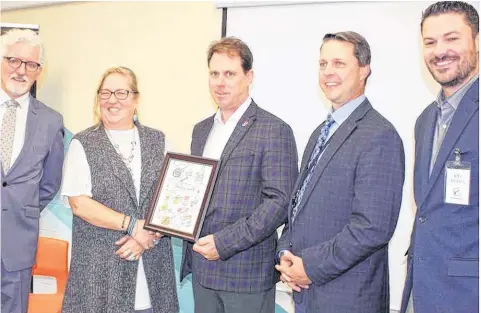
xmin=0 ymin=28 xmax=44 ymax=65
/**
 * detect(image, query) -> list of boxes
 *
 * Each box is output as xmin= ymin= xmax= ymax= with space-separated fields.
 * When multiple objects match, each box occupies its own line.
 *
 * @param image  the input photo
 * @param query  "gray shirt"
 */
xmin=430 ymin=74 xmax=479 ymax=173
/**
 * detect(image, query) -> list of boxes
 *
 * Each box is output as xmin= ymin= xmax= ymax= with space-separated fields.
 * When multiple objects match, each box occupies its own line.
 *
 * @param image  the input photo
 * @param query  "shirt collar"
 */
xmin=214 ymin=96 xmax=252 ymax=124
xmin=436 ymin=74 xmax=479 ymax=110
xmin=329 ymin=94 xmax=366 ymax=126
xmin=0 ymin=88 xmax=30 ymax=109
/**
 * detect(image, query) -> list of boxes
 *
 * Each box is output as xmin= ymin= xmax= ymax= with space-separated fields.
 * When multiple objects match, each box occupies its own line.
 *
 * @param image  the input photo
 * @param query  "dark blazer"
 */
xmin=278 ymin=99 xmax=405 ymax=313
xmin=181 ymin=100 xmax=298 ymax=292
xmin=401 ymin=80 xmax=479 ymax=313
xmin=1 ymin=97 xmax=64 ymax=271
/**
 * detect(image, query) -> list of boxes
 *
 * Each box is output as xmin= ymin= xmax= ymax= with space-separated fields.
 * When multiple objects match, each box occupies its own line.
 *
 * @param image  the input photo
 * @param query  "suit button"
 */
xmin=418 ymin=216 xmax=427 ymax=223
xmin=2 ymin=182 xmax=7 ymax=187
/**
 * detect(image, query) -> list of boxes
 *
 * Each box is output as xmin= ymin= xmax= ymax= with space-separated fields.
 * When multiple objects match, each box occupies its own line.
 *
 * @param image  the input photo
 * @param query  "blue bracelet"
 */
xmin=126 ymin=216 xmax=137 ymax=235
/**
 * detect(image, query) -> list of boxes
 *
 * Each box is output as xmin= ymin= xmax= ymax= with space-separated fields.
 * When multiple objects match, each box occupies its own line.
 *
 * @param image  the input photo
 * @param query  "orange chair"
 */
xmin=27 ymin=237 xmax=69 ymax=313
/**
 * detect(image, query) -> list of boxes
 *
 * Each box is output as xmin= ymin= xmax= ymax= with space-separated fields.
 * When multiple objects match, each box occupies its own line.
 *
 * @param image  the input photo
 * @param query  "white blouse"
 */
xmin=60 ymin=127 xmax=152 ymax=310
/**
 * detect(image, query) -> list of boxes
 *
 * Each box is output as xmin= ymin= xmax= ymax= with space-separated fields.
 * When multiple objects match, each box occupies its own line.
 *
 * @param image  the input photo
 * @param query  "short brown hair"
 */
xmin=421 ymin=1 xmax=479 ymax=37
xmin=322 ymin=31 xmax=372 ymax=82
xmin=207 ymin=36 xmax=253 ymax=73
xmin=322 ymin=31 xmax=371 ymax=66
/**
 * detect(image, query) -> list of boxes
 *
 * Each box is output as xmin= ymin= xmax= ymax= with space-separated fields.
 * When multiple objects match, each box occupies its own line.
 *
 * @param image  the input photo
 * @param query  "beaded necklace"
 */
xmin=105 ymin=127 xmax=137 ymax=177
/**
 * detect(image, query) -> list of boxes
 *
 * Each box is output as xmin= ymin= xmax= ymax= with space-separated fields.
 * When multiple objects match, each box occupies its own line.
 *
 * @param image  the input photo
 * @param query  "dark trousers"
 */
xmin=192 ymin=276 xmax=275 ymax=313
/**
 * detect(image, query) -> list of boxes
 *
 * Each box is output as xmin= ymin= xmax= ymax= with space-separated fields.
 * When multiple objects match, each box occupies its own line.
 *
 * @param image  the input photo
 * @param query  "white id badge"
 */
xmin=444 ymin=148 xmax=471 ymax=205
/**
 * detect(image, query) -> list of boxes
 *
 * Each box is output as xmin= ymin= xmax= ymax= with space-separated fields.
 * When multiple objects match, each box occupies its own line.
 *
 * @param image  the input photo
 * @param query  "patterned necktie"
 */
xmin=292 ymin=114 xmax=335 ymax=221
xmin=1 ymin=99 xmax=19 ymax=173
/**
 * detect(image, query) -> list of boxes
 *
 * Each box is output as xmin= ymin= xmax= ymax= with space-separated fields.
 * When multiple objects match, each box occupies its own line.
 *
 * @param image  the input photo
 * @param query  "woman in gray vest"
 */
xmin=60 ymin=67 xmax=178 ymax=313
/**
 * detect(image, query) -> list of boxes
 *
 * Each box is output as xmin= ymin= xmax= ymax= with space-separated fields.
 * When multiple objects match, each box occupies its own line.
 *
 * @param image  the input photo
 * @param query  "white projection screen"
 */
xmin=223 ymin=1 xmax=478 ymax=310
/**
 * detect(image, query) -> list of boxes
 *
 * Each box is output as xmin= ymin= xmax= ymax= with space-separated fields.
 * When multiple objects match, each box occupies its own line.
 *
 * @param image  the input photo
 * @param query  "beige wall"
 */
xmin=1 ymin=1 xmax=221 ymax=153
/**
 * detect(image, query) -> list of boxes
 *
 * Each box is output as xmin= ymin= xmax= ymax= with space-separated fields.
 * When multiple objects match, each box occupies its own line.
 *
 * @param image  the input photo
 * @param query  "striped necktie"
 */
xmin=292 ymin=114 xmax=335 ymax=221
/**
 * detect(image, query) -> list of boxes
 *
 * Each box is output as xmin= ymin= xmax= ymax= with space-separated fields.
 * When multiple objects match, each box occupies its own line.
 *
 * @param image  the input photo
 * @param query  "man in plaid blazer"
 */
xmin=180 ymin=37 xmax=298 ymax=313
xmin=276 ymin=32 xmax=405 ymax=313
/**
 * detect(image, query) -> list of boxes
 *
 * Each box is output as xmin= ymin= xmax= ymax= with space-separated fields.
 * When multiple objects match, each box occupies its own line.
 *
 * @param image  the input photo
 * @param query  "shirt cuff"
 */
xmin=60 ymin=193 xmax=93 ymax=208
xmin=277 ymin=249 xmax=289 ymax=264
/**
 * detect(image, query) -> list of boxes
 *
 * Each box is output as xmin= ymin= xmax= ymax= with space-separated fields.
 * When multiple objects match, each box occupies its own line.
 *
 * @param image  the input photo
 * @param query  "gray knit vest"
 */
xmin=62 ymin=124 xmax=179 ymax=313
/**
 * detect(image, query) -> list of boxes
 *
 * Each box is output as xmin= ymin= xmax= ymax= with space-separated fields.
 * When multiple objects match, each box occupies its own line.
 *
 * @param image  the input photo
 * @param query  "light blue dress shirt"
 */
xmin=320 ymin=94 xmax=366 ymax=157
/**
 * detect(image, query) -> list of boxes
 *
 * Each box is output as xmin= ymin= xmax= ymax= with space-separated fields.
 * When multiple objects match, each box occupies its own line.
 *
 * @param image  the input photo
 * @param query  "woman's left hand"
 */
xmin=115 ymin=235 xmax=144 ymax=261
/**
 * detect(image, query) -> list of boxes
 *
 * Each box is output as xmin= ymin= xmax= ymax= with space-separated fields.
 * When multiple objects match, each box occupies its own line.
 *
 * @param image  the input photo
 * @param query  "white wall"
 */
xmin=226 ymin=1 xmax=446 ymax=310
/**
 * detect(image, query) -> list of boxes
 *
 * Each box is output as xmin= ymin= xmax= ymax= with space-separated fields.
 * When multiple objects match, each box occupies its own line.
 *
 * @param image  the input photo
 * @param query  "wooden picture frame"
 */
xmin=144 ymin=152 xmax=220 ymax=242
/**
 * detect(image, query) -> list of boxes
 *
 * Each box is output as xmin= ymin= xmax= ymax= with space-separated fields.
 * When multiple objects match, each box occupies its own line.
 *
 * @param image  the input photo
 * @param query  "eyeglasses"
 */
xmin=3 ymin=57 xmax=41 ymax=72
xmin=98 ymin=89 xmax=138 ymax=100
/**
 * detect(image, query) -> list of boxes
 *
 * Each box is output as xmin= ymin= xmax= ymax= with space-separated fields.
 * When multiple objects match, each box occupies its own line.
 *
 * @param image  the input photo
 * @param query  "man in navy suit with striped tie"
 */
xmin=276 ymin=31 xmax=405 ymax=313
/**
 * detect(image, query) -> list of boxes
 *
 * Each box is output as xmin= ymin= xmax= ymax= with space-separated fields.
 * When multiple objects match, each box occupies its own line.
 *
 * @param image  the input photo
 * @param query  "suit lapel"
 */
xmin=100 ymin=125 xmax=138 ymax=205
xmin=287 ymin=124 xmax=323 ymax=219
xmin=417 ymin=104 xmax=437 ymax=205
xmin=301 ymin=125 xmax=323 ymax=174
xmin=218 ymin=101 xmax=257 ymax=172
xmin=192 ymin=118 xmax=214 ymax=157
xmin=295 ymin=100 xmax=372 ymax=214
xmin=7 ymin=97 xmax=39 ymax=175
xmin=420 ymin=81 xmax=479 ymax=207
